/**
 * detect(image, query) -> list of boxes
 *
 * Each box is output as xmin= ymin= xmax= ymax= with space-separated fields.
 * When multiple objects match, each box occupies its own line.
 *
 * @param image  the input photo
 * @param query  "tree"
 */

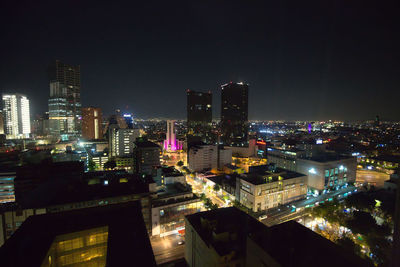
xmin=104 ymin=160 xmax=116 ymax=170
xmin=177 ymin=161 xmax=184 ymax=167
xmin=336 ymin=236 xmax=362 ymax=256
xmin=213 ymin=184 xmax=220 ymax=192
xmin=346 ymin=211 xmax=377 ymax=236
xmin=88 ymin=159 xmax=97 ymax=171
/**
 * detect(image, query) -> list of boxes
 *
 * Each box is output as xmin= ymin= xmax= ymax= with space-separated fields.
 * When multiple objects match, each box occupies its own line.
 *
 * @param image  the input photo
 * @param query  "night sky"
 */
xmin=1 ymin=1 xmax=399 ymax=121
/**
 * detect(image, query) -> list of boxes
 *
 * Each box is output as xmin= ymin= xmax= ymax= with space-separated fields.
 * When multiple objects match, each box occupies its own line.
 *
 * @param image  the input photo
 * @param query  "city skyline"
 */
xmin=0 ymin=1 xmax=399 ymax=121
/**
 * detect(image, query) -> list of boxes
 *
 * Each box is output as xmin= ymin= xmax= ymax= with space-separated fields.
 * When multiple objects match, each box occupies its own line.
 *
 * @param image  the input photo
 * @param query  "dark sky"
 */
xmin=1 ymin=1 xmax=399 ymax=121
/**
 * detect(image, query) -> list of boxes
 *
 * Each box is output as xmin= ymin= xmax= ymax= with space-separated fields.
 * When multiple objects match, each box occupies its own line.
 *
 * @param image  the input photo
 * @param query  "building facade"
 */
xmin=109 ymin=128 xmax=140 ymax=157
xmin=220 ymin=82 xmax=249 ymax=147
xmin=2 ymin=94 xmax=31 ymax=139
xmin=188 ymin=145 xmax=232 ymax=172
xmin=186 ymin=90 xmax=213 ymax=144
xmin=82 ymin=107 xmax=103 ymax=140
xmin=133 ymin=140 xmax=161 ymax=175
xmin=48 ymin=60 xmax=81 ymax=138
xmin=238 ymin=170 xmax=307 ymax=212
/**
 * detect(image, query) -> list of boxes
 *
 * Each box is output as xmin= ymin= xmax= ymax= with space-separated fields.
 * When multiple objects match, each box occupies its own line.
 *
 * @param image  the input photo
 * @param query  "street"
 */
xmin=151 ymin=233 xmax=185 ymax=265
xmin=356 ymin=169 xmax=390 ymax=187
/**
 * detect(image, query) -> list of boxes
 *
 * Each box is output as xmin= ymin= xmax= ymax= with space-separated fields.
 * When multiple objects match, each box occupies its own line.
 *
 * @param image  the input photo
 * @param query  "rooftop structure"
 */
xmin=0 ymin=201 xmax=156 ymax=267
xmin=185 ymin=207 xmax=370 ymax=267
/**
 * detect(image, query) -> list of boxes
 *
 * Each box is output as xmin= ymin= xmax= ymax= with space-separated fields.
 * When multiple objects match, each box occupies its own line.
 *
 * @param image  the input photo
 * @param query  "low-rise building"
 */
xmin=151 ymin=183 xmax=202 ymax=237
xmin=238 ymin=168 xmax=307 ymax=212
xmin=188 ymin=144 xmax=232 ymax=172
xmin=185 ymin=207 xmax=371 ymax=267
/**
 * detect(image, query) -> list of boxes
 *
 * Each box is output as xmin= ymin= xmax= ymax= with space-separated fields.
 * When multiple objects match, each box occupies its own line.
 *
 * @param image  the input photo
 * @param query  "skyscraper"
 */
xmin=2 ymin=94 xmax=31 ymax=139
xmin=82 ymin=107 xmax=103 ymax=140
xmin=187 ymin=90 xmax=213 ymax=144
xmin=220 ymin=82 xmax=249 ymax=147
xmin=48 ymin=60 xmax=81 ymax=138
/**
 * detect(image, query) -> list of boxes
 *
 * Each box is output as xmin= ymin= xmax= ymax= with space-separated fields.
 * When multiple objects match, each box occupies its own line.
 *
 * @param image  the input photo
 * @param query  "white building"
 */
xmin=109 ymin=128 xmax=141 ymax=157
xmin=2 ymin=94 xmax=31 ymax=139
xmin=188 ymin=145 xmax=233 ymax=172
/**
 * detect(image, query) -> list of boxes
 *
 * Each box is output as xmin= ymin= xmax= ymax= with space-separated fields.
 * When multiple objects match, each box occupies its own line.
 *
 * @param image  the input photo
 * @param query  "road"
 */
xmin=356 ymin=169 xmax=389 ymax=188
xmin=151 ymin=234 xmax=185 ymax=265
xmin=261 ymin=186 xmax=358 ymax=226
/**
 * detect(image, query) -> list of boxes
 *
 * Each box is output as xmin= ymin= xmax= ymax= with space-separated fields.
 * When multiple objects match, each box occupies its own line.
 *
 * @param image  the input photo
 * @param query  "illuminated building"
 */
xmin=237 ymin=168 xmax=307 ymax=212
xmin=0 ymin=202 xmax=156 ymax=266
xmin=185 ymin=207 xmax=370 ymax=267
xmin=188 ymin=144 xmax=232 ymax=172
xmin=133 ymin=139 xmax=161 ymax=175
xmin=2 ymin=93 xmax=31 ymax=139
xmin=82 ymin=107 xmax=103 ymax=140
xmin=0 ymin=110 xmax=4 ymax=135
xmin=186 ymin=90 xmax=213 ymax=144
xmin=267 ymin=147 xmax=357 ymax=193
xmin=151 ymin=183 xmax=202 ymax=237
xmin=48 ymin=60 xmax=81 ymax=138
xmin=109 ymin=128 xmax=140 ymax=157
xmin=164 ymin=120 xmax=182 ymax=151
xmin=115 ymin=156 xmax=134 ymax=172
xmin=0 ymin=172 xmax=16 ymax=203
xmin=220 ymin=82 xmax=248 ymax=147
xmin=123 ymin=112 xmax=134 ymax=128
xmin=88 ymin=151 xmax=108 ymax=170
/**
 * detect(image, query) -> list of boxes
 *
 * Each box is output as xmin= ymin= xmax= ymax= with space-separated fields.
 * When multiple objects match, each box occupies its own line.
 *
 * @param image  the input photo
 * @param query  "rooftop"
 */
xmin=186 ymin=207 xmax=371 ymax=267
xmin=242 ymin=168 xmax=306 ymax=185
xmin=186 ymin=207 xmax=266 ymax=257
xmin=303 ymin=153 xmax=353 ymax=163
xmin=0 ymin=202 xmax=156 ymax=267
xmin=251 ymin=220 xmax=370 ymax=267
xmin=135 ymin=140 xmax=160 ymax=149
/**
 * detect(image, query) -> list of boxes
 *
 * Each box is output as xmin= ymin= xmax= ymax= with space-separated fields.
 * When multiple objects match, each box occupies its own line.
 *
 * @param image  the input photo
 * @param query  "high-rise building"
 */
xmin=109 ymin=128 xmax=141 ymax=157
xmin=82 ymin=107 xmax=103 ymax=140
xmin=164 ymin=120 xmax=182 ymax=151
xmin=220 ymin=82 xmax=248 ymax=147
xmin=2 ymin=94 xmax=31 ymax=139
xmin=48 ymin=60 xmax=81 ymax=138
xmin=133 ymin=139 xmax=161 ymax=175
xmin=187 ymin=90 xmax=213 ymax=144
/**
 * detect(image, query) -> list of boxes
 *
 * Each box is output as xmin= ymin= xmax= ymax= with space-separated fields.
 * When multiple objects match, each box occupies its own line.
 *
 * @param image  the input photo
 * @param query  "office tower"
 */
xmin=48 ymin=60 xmax=81 ymax=138
xmin=2 ymin=94 xmax=31 ymax=139
xmin=220 ymin=82 xmax=249 ymax=147
xmin=187 ymin=90 xmax=213 ymax=144
xmin=109 ymin=128 xmax=140 ymax=157
xmin=0 ymin=110 xmax=4 ymax=135
xmin=82 ymin=107 xmax=103 ymax=140
xmin=164 ymin=120 xmax=182 ymax=151
xmin=133 ymin=139 xmax=161 ymax=175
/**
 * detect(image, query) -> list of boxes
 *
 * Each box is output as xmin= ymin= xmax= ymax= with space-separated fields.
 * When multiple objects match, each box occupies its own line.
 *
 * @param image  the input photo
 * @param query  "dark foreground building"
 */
xmin=185 ymin=207 xmax=371 ymax=267
xmin=0 ymin=201 xmax=156 ymax=267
